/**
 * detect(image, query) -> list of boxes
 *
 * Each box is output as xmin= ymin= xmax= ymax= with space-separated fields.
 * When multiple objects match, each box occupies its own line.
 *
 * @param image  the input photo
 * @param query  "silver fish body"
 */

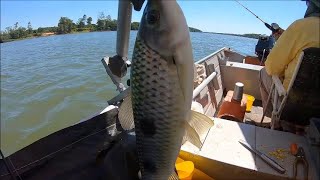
xmin=120 ymin=1 xmax=214 ymax=179
xmin=131 ymin=37 xmax=185 ymax=179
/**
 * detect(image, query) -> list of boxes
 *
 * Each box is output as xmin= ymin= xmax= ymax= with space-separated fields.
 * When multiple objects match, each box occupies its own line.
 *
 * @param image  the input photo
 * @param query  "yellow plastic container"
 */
xmin=245 ymin=95 xmax=255 ymax=112
xmin=176 ymin=161 xmax=194 ymax=180
xmin=176 ymin=156 xmax=214 ymax=180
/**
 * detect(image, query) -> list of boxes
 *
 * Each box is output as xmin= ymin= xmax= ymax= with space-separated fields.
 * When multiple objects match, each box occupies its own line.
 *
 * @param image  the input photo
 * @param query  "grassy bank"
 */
xmin=1 ymin=33 xmax=53 ymax=43
xmin=1 ymin=30 xmax=97 ymax=43
xmin=0 ymin=35 xmax=39 ymax=43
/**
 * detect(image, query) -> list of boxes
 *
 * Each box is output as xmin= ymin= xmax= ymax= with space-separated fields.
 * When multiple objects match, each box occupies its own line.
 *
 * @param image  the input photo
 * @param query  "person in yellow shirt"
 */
xmin=259 ymin=0 xmax=320 ymax=131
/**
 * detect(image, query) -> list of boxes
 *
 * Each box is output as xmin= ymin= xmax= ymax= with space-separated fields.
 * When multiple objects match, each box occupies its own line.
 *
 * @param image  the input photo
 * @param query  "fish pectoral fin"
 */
xmin=183 ymin=122 xmax=202 ymax=149
xmin=189 ymin=110 xmax=214 ymax=143
xmin=118 ymin=93 xmax=135 ymax=130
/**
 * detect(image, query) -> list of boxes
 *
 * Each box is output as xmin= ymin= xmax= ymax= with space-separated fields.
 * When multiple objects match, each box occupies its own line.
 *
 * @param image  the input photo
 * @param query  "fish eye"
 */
xmin=146 ymin=10 xmax=160 ymax=25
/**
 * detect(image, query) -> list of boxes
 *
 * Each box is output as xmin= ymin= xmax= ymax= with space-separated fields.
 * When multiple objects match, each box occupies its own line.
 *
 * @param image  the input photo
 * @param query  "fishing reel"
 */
xmin=101 ymin=0 xmax=146 ymax=105
xmin=103 ymin=0 xmax=145 ymax=80
xmin=107 ymin=55 xmax=131 ymax=79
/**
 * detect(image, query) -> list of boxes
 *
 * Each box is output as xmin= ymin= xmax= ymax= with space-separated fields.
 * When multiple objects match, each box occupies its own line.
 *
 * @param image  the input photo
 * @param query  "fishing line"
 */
xmin=234 ymin=0 xmax=266 ymax=23
xmin=234 ymin=0 xmax=275 ymax=32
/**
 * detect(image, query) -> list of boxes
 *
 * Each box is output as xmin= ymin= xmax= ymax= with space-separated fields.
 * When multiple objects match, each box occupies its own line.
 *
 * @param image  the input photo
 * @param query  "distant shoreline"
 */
xmin=1 ymin=30 xmax=98 ymax=43
xmin=1 ymin=27 xmax=203 ymax=43
xmin=1 ymin=29 xmax=261 ymax=44
xmin=205 ymin=32 xmax=261 ymax=39
xmin=2 ymin=13 xmax=258 ymax=44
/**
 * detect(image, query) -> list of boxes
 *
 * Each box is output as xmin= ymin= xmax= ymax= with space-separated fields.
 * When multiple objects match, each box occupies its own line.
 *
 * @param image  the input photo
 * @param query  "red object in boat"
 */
xmin=244 ymin=56 xmax=265 ymax=66
xmin=217 ymin=91 xmax=247 ymax=122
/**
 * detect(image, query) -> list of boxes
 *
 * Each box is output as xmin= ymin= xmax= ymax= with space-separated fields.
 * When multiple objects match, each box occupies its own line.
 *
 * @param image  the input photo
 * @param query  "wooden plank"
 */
xmin=203 ymin=93 xmax=210 ymax=114
xmin=213 ymin=66 xmax=221 ymax=90
xmin=214 ymin=65 xmax=221 ymax=77
xmin=204 ymin=62 xmax=218 ymax=109
xmin=215 ymin=88 xmax=224 ymax=108
xmin=204 ymin=103 xmax=216 ymax=117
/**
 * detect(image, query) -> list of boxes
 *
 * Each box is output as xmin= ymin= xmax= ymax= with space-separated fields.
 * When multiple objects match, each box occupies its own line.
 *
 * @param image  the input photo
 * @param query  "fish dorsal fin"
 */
xmin=183 ymin=110 xmax=214 ymax=149
xmin=118 ymin=93 xmax=135 ymax=130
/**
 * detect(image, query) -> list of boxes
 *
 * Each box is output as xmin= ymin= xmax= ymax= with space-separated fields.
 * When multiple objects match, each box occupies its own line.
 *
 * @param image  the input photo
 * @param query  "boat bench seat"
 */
xmin=180 ymin=118 xmax=318 ymax=180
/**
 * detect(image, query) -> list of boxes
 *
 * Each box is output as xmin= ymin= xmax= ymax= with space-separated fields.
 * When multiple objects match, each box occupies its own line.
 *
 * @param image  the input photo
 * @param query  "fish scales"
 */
xmin=131 ymin=37 xmax=185 ymax=179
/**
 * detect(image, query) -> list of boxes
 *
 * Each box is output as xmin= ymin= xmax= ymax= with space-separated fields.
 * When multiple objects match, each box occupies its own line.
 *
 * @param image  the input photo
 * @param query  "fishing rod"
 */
xmin=234 ymin=0 xmax=277 ymax=32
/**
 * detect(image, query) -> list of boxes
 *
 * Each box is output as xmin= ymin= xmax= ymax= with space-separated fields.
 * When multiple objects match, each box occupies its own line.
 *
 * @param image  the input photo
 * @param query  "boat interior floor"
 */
xmin=218 ymin=90 xmax=271 ymax=128
xmin=244 ymin=102 xmax=271 ymax=128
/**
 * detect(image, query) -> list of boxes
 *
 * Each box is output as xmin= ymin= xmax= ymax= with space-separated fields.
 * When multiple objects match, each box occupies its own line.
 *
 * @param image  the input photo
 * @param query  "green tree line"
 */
xmin=0 ymin=13 xmax=140 ymax=43
xmin=56 ymin=13 xmax=140 ymax=34
xmin=189 ymin=27 xmax=202 ymax=32
xmin=1 ymin=12 xmax=202 ymax=43
xmin=1 ymin=22 xmax=35 ymax=43
xmin=208 ymin=32 xmax=260 ymax=39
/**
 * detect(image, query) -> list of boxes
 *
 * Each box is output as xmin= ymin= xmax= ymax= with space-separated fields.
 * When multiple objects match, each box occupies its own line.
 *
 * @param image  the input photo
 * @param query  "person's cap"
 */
xmin=271 ymin=23 xmax=280 ymax=30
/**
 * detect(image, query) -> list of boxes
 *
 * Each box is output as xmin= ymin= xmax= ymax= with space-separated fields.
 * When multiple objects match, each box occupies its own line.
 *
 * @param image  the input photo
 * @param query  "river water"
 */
xmin=0 ymin=31 xmax=257 ymax=156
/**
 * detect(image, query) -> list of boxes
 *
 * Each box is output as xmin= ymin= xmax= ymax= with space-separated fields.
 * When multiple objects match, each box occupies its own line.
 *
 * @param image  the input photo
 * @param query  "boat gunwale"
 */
xmin=195 ymin=47 xmax=229 ymax=65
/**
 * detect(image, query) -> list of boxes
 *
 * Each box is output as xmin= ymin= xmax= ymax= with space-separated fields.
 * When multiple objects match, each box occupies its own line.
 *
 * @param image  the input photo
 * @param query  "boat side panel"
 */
xmin=224 ymin=50 xmax=246 ymax=63
xmin=195 ymin=49 xmax=226 ymax=116
xmin=220 ymin=62 xmax=263 ymax=100
xmin=195 ymin=47 xmax=229 ymax=65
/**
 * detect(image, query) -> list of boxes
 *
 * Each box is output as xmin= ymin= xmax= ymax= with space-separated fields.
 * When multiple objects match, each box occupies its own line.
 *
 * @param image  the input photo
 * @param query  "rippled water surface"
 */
xmin=0 ymin=31 xmax=257 ymax=156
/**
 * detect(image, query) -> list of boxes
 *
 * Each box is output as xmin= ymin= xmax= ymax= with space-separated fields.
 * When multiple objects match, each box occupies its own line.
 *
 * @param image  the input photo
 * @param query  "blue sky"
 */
xmin=1 ymin=1 xmax=307 ymax=34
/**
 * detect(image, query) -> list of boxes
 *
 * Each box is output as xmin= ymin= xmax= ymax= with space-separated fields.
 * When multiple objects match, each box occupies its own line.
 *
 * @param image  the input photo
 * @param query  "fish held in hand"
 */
xmin=118 ymin=0 xmax=214 ymax=179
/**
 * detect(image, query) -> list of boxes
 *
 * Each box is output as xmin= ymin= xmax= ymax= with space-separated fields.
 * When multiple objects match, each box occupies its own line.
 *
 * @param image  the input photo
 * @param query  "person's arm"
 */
xmin=265 ymin=21 xmax=300 ymax=76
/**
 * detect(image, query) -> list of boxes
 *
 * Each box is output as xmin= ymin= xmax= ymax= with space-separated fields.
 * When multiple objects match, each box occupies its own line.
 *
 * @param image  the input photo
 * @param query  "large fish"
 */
xmin=118 ymin=0 xmax=214 ymax=179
